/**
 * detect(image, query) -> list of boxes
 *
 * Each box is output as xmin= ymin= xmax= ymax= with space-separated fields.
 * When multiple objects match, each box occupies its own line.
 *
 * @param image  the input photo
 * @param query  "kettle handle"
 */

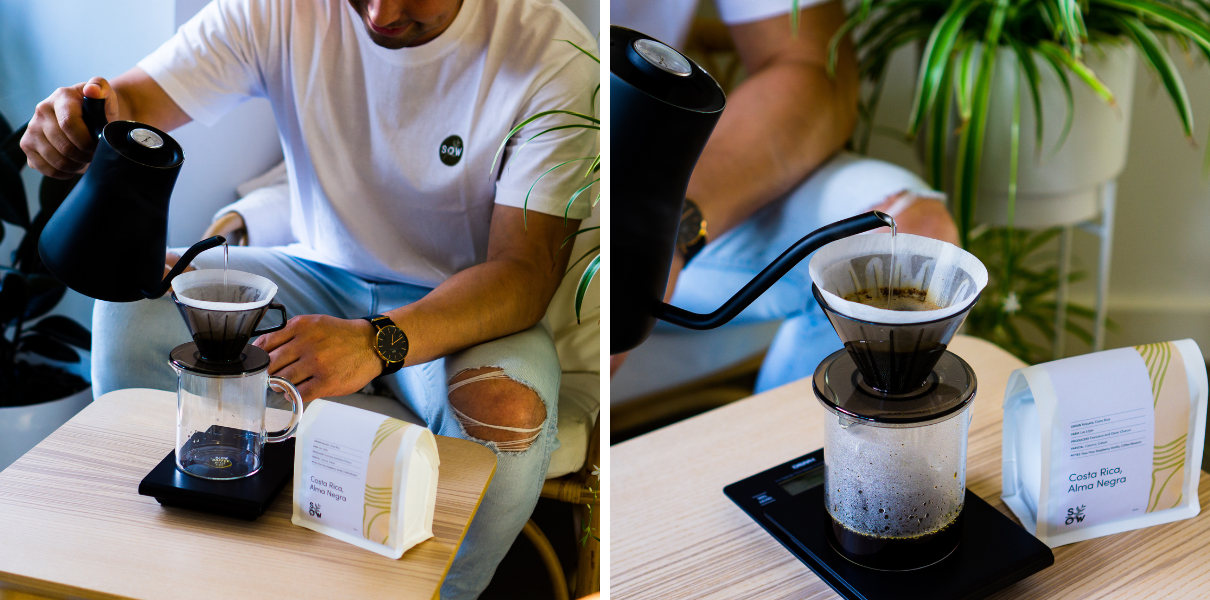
xmin=82 ymin=96 xmax=108 ymax=140
xmin=653 ymin=211 xmax=895 ymax=330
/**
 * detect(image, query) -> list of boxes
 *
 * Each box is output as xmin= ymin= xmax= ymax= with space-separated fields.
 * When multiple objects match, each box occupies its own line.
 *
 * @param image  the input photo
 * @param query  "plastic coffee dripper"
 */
xmin=808 ymin=233 xmax=987 ymax=571
xmin=809 ymin=232 xmax=988 ymax=394
xmin=171 ymin=269 xmax=287 ymax=362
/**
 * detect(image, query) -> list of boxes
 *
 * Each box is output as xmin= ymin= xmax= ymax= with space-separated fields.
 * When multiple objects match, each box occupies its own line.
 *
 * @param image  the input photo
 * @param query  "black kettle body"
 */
xmin=610 ymin=26 xmax=894 ymax=354
xmin=38 ymin=97 xmax=224 ymax=302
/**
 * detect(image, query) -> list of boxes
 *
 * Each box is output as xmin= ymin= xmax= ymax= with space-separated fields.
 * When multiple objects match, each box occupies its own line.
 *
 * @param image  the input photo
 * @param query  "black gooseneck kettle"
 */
xmin=37 ymin=96 xmax=225 ymax=302
xmin=611 ymin=26 xmax=893 ymax=354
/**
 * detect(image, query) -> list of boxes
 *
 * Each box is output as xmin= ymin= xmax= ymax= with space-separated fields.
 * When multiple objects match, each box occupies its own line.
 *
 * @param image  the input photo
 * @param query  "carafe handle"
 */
xmin=266 ymin=376 xmax=304 ymax=442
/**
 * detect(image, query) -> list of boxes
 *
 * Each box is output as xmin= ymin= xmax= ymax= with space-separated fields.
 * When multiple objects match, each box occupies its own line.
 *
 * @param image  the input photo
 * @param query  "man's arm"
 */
xmin=254 ymin=206 xmax=578 ymax=402
xmin=687 ymin=1 xmax=859 ymax=237
xmin=20 ymin=69 xmax=190 ymax=179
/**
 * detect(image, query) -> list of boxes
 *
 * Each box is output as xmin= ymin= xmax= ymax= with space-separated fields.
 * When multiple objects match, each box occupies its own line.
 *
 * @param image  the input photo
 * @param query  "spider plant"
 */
xmin=809 ymin=0 xmax=1210 ymax=247
xmin=964 ymin=225 xmax=1101 ymax=363
xmin=492 ymin=40 xmax=600 ymax=322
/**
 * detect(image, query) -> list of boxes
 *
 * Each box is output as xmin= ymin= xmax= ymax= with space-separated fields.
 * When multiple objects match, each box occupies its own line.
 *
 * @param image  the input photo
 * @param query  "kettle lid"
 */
xmin=102 ymin=121 xmax=184 ymax=169
xmin=611 ymin=26 xmax=725 ymax=114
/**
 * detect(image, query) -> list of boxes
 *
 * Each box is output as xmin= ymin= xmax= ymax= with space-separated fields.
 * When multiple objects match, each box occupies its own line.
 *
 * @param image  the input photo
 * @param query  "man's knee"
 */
xmin=448 ymin=367 xmax=547 ymax=452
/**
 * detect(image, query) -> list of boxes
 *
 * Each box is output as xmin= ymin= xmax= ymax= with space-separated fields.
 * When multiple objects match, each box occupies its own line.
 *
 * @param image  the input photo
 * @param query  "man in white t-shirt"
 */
xmin=20 ymin=0 xmax=597 ymax=596
xmin=611 ymin=0 xmax=958 ymax=389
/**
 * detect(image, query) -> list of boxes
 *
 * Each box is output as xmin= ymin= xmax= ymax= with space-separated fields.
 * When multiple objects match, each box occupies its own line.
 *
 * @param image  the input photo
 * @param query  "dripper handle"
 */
xmin=82 ymin=96 xmax=108 ymax=140
xmin=252 ymin=303 xmax=288 ymax=336
xmin=266 ymin=376 xmax=304 ymax=443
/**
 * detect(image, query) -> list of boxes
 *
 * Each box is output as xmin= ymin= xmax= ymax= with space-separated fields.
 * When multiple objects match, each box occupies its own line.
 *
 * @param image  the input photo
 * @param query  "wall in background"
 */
xmin=863 ymin=43 xmax=1210 ymax=356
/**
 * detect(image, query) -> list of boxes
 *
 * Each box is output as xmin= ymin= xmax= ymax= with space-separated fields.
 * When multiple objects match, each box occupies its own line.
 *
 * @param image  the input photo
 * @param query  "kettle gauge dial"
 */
xmin=632 ymin=39 xmax=692 ymax=77
xmin=129 ymin=128 xmax=164 ymax=149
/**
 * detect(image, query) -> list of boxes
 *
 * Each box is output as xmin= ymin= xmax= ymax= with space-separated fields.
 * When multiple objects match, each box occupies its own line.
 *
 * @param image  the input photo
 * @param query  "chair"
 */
xmin=203 ymin=170 xmax=601 ymax=600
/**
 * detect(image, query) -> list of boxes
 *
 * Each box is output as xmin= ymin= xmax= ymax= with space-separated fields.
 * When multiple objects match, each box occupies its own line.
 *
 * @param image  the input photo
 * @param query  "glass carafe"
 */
xmin=171 ymin=343 xmax=302 ymax=480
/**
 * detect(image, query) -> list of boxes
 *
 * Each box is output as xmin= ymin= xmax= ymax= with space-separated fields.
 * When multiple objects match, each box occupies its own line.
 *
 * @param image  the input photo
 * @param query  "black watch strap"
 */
xmin=363 ymin=314 xmax=406 ymax=375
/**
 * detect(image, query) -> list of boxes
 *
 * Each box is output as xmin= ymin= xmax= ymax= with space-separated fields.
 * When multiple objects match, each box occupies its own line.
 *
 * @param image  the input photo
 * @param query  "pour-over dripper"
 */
xmin=809 ymin=232 xmax=987 ymax=394
xmin=814 ymin=284 xmax=978 ymax=394
xmin=171 ymin=269 xmax=286 ymax=362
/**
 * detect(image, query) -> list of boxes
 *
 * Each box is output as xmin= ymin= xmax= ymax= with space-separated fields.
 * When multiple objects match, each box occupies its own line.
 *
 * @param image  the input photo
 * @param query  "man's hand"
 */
xmin=871 ymin=192 xmax=960 ymax=245
xmin=253 ymin=315 xmax=383 ymax=403
xmin=20 ymin=67 xmax=191 ymax=179
xmin=20 ymin=77 xmax=122 ymax=179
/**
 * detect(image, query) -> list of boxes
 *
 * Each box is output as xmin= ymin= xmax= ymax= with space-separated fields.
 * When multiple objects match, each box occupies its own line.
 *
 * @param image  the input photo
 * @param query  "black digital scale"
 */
xmin=725 ymin=448 xmax=1054 ymax=600
xmin=138 ymin=427 xmax=295 ymax=520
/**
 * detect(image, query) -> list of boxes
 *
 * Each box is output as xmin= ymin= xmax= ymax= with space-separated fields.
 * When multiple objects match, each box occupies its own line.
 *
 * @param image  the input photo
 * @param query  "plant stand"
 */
xmin=1053 ymin=179 xmax=1115 ymax=358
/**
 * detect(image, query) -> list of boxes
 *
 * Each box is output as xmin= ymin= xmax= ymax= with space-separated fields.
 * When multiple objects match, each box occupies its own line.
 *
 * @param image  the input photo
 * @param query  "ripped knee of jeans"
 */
xmin=448 ymin=367 xmax=546 ymax=452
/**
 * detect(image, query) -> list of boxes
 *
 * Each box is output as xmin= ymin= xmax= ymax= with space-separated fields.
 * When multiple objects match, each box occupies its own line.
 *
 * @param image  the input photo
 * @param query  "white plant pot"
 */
xmin=968 ymin=42 xmax=1136 ymax=228
xmin=0 ymin=387 xmax=93 ymax=472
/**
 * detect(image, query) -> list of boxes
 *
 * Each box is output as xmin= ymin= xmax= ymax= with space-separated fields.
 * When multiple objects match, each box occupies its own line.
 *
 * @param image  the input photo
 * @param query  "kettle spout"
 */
xmin=653 ymin=211 xmax=891 ymax=330
xmin=143 ymin=235 xmax=226 ymax=299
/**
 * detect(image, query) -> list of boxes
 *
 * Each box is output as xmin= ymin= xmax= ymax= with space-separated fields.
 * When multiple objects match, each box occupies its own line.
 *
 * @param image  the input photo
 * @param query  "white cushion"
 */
xmin=546 ymin=372 xmax=598 ymax=478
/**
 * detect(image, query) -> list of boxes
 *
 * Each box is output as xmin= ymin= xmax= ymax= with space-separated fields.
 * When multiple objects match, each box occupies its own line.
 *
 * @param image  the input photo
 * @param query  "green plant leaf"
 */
xmin=1036 ymin=41 xmax=1115 ymax=106
xmin=564 ymin=178 xmax=600 ymax=225
xmin=489 ymin=110 xmax=600 ymax=177
xmin=515 ymin=123 xmax=600 ymax=158
xmin=955 ymin=37 xmax=976 ymax=124
xmin=1115 ymin=14 xmax=1194 ymax=138
xmin=574 ymin=254 xmax=600 ymax=324
xmin=556 ymin=39 xmax=599 ymax=63
xmin=926 ymin=46 xmax=956 ymax=189
xmin=566 ymin=244 xmax=600 ymax=276
xmin=559 ymin=226 xmax=600 ymax=251
xmin=906 ymin=0 xmax=980 ymax=139
xmin=1057 ymin=0 xmax=1086 ymax=57
xmin=1034 ymin=44 xmax=1076 ymax=158
xmin=1098 ymin=0 xmax=1210 ymax=55
xmin=1008 ymin=37 xmax=1046 ymax=153
xmin=827 ymin=14 xmax=863 ymax=78
xmin=522 ymin=157 xmax=597 ymax=229
xmin=953 ymin=0 xmax=1010 ymax=248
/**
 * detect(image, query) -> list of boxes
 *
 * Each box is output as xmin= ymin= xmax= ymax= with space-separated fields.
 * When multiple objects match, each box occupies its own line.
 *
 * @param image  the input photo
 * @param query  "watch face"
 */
xmin=678 ymin=209 xmax=702 ymax=245
xmin=375 ymin=326 xmax=408 ymax=363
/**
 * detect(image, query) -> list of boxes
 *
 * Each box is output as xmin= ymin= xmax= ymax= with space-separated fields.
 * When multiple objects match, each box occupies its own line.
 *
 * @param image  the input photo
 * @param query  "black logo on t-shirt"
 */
xmin=440 ymin=135 xmax=464 ymax=166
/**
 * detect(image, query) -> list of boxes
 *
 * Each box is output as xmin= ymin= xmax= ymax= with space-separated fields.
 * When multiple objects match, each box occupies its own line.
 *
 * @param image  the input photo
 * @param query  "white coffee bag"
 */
xmin=1002 ymin=340 xmax=1207 ymax=547
xmin=292 ymin=399 xmax=440 ymax=558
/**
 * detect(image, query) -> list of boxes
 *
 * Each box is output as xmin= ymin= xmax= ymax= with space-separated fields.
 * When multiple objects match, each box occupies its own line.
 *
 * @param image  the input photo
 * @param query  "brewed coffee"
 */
xmin=828 ymin=510 xmax=963 ymax=570
xmin=843 ymin=288 xmax=941 ymax=312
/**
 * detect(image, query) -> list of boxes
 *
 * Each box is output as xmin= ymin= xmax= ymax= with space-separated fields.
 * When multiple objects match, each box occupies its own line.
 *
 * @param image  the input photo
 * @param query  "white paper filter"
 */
xmin=808 ymin=233 xmax=988 ymax=323
xmin=172 ymin=269 xmax=278 ymax=311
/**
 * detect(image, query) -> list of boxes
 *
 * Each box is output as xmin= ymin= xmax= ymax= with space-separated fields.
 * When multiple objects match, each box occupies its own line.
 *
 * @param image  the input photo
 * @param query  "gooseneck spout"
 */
xmin=143 ymin=235 xmax=227 ymax=299
xmin=654 ymin=211 xmax=894 ymax=330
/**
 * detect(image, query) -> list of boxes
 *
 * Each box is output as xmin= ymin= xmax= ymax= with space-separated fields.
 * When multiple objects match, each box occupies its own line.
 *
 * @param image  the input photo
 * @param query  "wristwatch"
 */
xmin=362 ymin=314 xmax=408 ymax=375
xmin=677 ymin=198 xmax=708 ymax=262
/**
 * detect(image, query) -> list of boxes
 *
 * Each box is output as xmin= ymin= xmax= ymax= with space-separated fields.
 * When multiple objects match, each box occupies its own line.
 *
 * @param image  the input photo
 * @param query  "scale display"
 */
xmin=724 ymin=449 xmax=1054 ymax=600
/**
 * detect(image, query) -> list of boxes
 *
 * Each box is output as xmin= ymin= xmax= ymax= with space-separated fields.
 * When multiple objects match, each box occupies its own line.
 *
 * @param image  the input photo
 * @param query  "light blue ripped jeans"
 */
xmin=91 ymin=247 xmax=560 ymax=600
xmin=669 ymin=153 xmax=934 ymax=392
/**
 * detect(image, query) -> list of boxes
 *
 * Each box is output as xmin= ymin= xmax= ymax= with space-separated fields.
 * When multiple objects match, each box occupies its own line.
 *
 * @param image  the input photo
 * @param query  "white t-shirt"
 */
xmin=610 ymin=0 xmax=824 ymax=50
xmin=140 ymin=0 xmax=598 ymax=287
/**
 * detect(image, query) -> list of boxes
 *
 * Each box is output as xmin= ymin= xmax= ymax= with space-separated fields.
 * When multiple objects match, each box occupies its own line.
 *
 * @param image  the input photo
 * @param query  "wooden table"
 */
xmin=0 ymin=389 xmax=496 ymax=600
xmin=613 ymin=335 xmax=1210 ymax=599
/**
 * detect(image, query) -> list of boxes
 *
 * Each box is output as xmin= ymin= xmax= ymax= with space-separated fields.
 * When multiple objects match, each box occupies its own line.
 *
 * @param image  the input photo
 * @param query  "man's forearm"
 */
xmin=381 ymin=254 xmax=565 ymax=367
xmin=686 ymin=4 xmax=859 ymax=237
